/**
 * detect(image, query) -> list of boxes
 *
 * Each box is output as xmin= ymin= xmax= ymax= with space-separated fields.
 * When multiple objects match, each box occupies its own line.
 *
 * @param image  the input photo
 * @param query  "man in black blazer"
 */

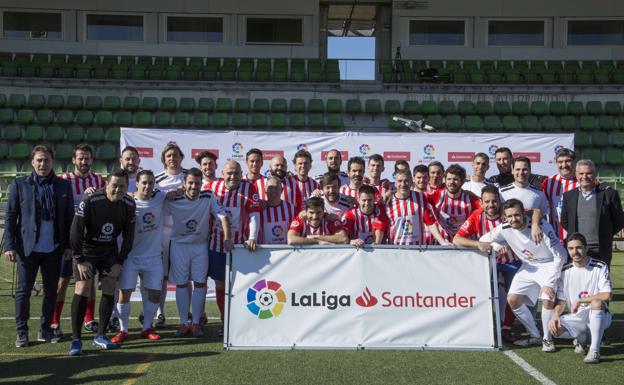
xmin=561 ymin=159 xmax=624 ymax=267
xmin=3 ymin=145 xmax=74 ymax=347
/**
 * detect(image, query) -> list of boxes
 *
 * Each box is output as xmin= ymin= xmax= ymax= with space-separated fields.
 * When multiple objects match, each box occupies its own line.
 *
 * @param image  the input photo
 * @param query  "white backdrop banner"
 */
xmin=225 ymin=246 xmax=497 ymax=350
xmin=120 ymin=129 xmax=574 ymax=180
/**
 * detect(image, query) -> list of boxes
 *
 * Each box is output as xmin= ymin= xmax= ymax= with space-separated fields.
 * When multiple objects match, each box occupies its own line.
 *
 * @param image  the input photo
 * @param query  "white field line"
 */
xmin=503 ymin=350 xmax=557 ymax=385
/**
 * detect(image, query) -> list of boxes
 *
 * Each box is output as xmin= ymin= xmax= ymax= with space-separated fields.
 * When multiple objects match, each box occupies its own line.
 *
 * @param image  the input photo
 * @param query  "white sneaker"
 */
xmin=513 ymin=336 xmax=541 ymax=347
xmin=573 ymin=339 xmax=586 ymax=354
xmin=542 ymin=339 xmax=555 ymax=352
xmin=583 ymin=350 xmax=600 ymax=364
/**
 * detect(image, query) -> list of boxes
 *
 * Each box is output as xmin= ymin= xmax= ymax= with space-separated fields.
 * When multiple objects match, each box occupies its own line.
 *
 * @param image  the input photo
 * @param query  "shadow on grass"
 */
xmin=0 ymin=349 xmax=219 ymax=385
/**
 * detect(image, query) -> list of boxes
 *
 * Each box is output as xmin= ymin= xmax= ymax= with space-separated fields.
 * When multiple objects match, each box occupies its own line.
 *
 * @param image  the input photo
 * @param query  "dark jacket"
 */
xmin=561 ymin=184 xmax=624 ymax=258
xmin=3 ymin=173 xmax=74 ymax=257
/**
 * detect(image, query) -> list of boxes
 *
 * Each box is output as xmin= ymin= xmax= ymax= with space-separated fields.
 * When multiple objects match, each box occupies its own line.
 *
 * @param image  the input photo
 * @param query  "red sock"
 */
xmin=85 ymin=299 xmax=96 ymax=322
xmin=52 ymin=301 xmax=64 ymax=325
xmin=503 ymin=304 xmax=516 ymax=328
xmin=216 ymin=288 xmax=225 ymax=322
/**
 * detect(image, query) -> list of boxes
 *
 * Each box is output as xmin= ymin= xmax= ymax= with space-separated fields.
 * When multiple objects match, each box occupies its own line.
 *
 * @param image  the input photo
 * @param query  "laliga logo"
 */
xmin=554 ymin=145 xmax=564 ymax=154
xmin=271 ymin=225 xmax=284 ymax=237
xmin=263 ymin=169 xmax=271 ymax=177
xmin=101 ymin=223 xmax=114 ymax=235
xmin=423 ymin=144 xmax=435 ymax=156
xmin=297 ymin=144 xmax=309 ymax=151
xmin=143 ymin=212 xmax=155 ymax=225
xmin=355 ymin=287 xmax=378 ymax=307
xmin=402 ymin=219 xmax=413 ymax=232
xmin=359 ymin=144 xmax=371 ymax=156
xmin=186 ymin=219 xmax=198 ymax=231
xmin=488 ymin=145 xmax=499 ymax=156
xmin=246 ymin=279 xmax=287 ymax=319
xmin=578 ymin=291 xmax=589 ymax=299
xmin=232 ymin=142 xmax=243 ymax=154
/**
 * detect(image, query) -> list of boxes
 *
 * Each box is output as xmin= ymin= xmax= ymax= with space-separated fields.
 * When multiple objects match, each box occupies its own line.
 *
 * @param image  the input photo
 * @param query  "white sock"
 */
xmin=116 ymin=302 xmax=131 ymax=332
xmin=191 ymin=286 xmax=207 ymax=325
xmin=541 ymin=307 xmax=554 ymax=340
xmin=139 ymin=277 xmax=148 ymax=317
xmin=512 ymin=303 xmax=541 ymax=338
xmin=176 ymin=287 xmax=190 ymax=325
xmin=158 ymin=280 xmax=167 ymax=316
xmin=143 ymin=300 xmax=159 ymax=331
xmin=589 ymin=310 xmax=606 ymax=352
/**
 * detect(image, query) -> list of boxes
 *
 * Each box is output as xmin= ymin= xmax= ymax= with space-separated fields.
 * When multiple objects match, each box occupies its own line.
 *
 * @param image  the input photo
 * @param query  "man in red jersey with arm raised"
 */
xmin=288 ymin=197 xmax=349 ymax=245
xmin=342 ymin=185 xmax=388 ymax=247
xmin=541 ymin=148 xmax=577 ymax=240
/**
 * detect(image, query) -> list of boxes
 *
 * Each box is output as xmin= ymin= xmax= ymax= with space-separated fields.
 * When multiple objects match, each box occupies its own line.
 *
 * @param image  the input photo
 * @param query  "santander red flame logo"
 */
xmin=355 ymin=287 xmax=378 ymax=307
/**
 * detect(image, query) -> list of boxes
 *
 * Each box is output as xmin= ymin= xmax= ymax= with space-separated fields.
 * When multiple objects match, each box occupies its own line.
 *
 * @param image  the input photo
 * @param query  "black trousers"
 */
xmin=15 ymin=248 xmax=62 ymax=333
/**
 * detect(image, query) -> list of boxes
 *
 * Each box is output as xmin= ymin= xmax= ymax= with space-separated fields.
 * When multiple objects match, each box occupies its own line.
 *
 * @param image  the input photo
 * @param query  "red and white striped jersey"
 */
xmin=258 ymin=200 xmax=297 ymax=244
xmin=209 ymin=180 xmax=261 ymax=252
xmin=339 ymin=184 xmax=360 ymax=199
xmin=427 ymin=189 xmax=481 ymax=241
xmin=385 ymin=191 xmax=436 ymax=245
xmin=282 ymin=175 xmax=319 ymax=210
xmin=342 ymin=205 xmax=388 ymax=244
xmin=456 ymin=209 xmax=517 ymax=264
xmin=541 ymin=174 xmax=578 ymax=240
xmin=62 ymin=171 xmax=106 ymax=208
xmin=288 ymin=216 xmax=344 ymax=237
xmin=201 ymin=178 xmax=222 ymax=192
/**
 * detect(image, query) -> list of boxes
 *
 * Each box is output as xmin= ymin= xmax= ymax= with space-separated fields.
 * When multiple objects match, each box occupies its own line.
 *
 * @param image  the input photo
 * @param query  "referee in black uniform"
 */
xmin=68 ymin=169 xmax=135 ymax=356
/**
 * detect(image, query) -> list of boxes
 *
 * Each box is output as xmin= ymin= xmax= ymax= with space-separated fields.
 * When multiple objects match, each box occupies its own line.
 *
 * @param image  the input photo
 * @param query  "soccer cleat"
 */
xmin=83 ymin=320 xmax=99 ymax=333
xmin=174 ymin=324 xmax=190 ymax=337
xmin=501 ymin=329 xmax=516 ymax=343
xmin=38 ymin=329 xmax=61 ymax=344
xmin=191 ymin=324 xmax=204 ymax=337
xmin=155 ymin=314 xmax=166 ymax=329
xmin=69 ymin=339 xmax=82 ymax=356
xmin=583 ymin=350 xmax=600 ymax=364
xmin=573 ymin=339 xmax=586 ymax=354
xmin=140 ymin=329 xmax=161 ymax=341
xmin=513 ymin=336 xmax=541 ymax=347
xmin=51 ymin=324 xmax=63 ymax=340
xmin=15 ymin=332 xmax=29 ymax=348
xmin=93 ymin=335 xmax=120 ymax=350
xmin=111 ymin=331 xmax=128 ymax=344
xmin=542 ymin=339 xmax=555 ymax=352
xmin=107 ymin=317 xmax=120 ymax=333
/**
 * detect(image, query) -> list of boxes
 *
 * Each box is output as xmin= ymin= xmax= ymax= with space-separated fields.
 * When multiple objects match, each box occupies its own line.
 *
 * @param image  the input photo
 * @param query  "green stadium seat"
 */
xmin=1 ymin=62 xmax=19 ymax=77
xmin=483 ymin=115 xmax=501 ymax=131
xmin=85 ymin=126 xmax=105 ymax=142
xmin=271 ymin=99 xmax=288 ymax=113
xmin=23 ymin=125 xmax=44 ymax=141
xmin=66 ymin=95 xmax=83 ymax=110
xmin=389 ymin=116 xmax=405 ymax=130
xmin=106 ymin=127 xmax=121 ymax=142
xmin=7 ymin=94 xmax=26 ymax=108
xmin=0 ymin=142 xmax=7 ymax=159
xmin=604 ymin=101 xmax=622 ymax=115
xmin=192 ymin=112 xmax=210 ymax=128
xmin=75 ymin=64 xmax=92 ymax=79
xmin=36 ymin=109 xmax=55 ymax=125
xmin=290 ymin=113 xmax=305 ymax=128
xmin=21 ymin=62 xmax=37 ymax=77
xmin=611 ymin=131 xmax=624 ymax=146
xmin=232 ymin=113 xmax=248 ymax=128
xmin=384 ymin=100 xmax=402 ymax=114
xmin=270 ymin=113 xmax=286 ymax=129
xmin=457 ymin=101 xmax=475 ymax=115
xmin=290 ymin=99 xmax=306 ymax=113
xmin=94 ymin=111 xmax=113 ymax=126
xmin=15 ymin=109 xmax=35 ymax=124
xmin=549 ymin=101 xmax=566 ymax=115
xmin=344 ymin=100 xmax=360 ymax=114
xmin=435 ymin=100 xmax=453 ymax=115
xmin=328 ymin=99 xmax=345 ymax=113
xmin=308 ymin=99 xmax=324 ymax=113
xmin=591 ymin=131 xmax=609 ymax=146
xmin=540 ymin=116 xmax=559 ymax=131
xmin=308 ymin=113 xmax=324 ymax=128
xmin=165 ymin=65 xmax=182 ymax=80
xmin=365 ymin=99 xmax=382 ymax=115
xmin=466 ymin=115 xmax=484 ymax=131
xmin=129 ymin=64 xmax=147 ymax=80
xmin=403 ymin=101 xmax=420 ymax=114
xmin=27 ymin=95 xmax=45 ymax=109
xmin=154 ymin=112 xmax=171 ymax=127
xmin=581 ymin=148 xmax=602 ymax=163
xmin=567 ymin=101 xmax=584 ymax=115
xmin=0 ymin=94 xmax=6 ymax=107
xmin=123 ymin=96 xmax=139 ymax=111
xmin=585 ymin=101 xmax=603 ymax=115
xmin=493 ymin=101 xmax=511 ymax=115
xmin=74 ymin=110 xmax=94 ymax=125
xmin=604 ymin=147 xmax=623 ymax=165
xmin=159 ymin=97 xmax=177 ymax=112
xmin=114 ymin=111 xmax=133 ymax=127
xmin=421 ymin=101 xmax=438 ymax=115
xmin=426 ymin=115 xmax=445 ymax=130
xmin=197 ymin=98 xmax=214 ymax=112
xmin=511 ymin=102 xmax=530 ymax=116
xmin=476 ymin=101 xmax=492 ymax=115
xmin=111 ymin=64 xmax=128 ymax=79
xmin=133 ymin=111 xmax=152 ymax=127
xmin=66 ymin=126 xmax=84 ymax=142
xmin=445 ymin=115 xmax=463 ymax=130
xmin=530 ymin=101 xmax=548 ymax=116
xmin=55 ymin=110 xmax=75 ymax=125
xmin=560 ymin=115 xmax=578 ymax=130
xmin=102 ymin=96 xmax=121 ymax=111
xmin=179 ymin=98 xmax=196 ymax=112
xmin=0 ymin=160 xmax=17 ymax=175
xmin=10 ymin=143 xmax=30 ymax=159
xmin=599 ymin=115 xmax=616 ymax=130
xmin=173 ymin=112 xmax=190 ymax=127
xmin=579 ymin=115 xmax=596 ymax=130
xmin=250 ymin=113 xmax=268 ymax=128
xmin=212 ymin=112 xmax=229 ymax=127
xmin=327 ymin=113 xmax=344 ymax=129
xmin=97 ymin=144 xmax=117 ymax=161
xmin=91 ymin=161 xmax=108 ymax=174
xmin=521 ymin=115 xmax=540 ymax=131
xmin=52 ymin=163 xmax=65 ymax=174
xmin=253 ymin=99 xmax=270 ymax=113
xmin=575 ymin=131 xmax=590 ymax=146
xmin=45 ymin=126 xmax=65 ymax=142
xmin=2 ymin=125 xmax=21 ymax=141
xmin=84 ymin=96 xmax=102 ymax=110
xmin=141 ymin=97 xmax=158 ymax=111
xmin=216 ymin=98 xmax=233 ymax=112
xmin=234 ymin=98 xmax=251 ymax=113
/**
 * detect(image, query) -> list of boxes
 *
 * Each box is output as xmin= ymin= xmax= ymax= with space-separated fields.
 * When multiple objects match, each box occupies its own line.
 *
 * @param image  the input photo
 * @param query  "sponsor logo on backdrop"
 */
xmin=231 ymin=142 xmax=244 ymax=160
xmin=262 ymin=150 xmax=284 ymax=160
xmin=136 ymin=147 xmax=153 ymax=158
xmin=246 ymin=279 xmax=287 ymax=319
xmin=554 ymin=145 xmax=564 ymax=154
xmin=355 ymin=287 xmax=378 ymax=307
xmin=321 ymin=150 xmax=349 ymax=161
xmin=359 ymin=144 xmax=371 ymax=156
xmin=422 ymin=144 xmax=435 ymax=161
xmin=297 ymin=144 xmax=309 ymax=151
xmin=512 ymin=152 xmax=541 ymax=162
xmin=488 ymin=145 xmax=498 ymax=157
xmin=384 ymin=151 xmax=410 ymax=161
xmin=448 ymin=152 xmax=475 ymax=162
xmin=191 ymin=149 xmax=219 ymax=159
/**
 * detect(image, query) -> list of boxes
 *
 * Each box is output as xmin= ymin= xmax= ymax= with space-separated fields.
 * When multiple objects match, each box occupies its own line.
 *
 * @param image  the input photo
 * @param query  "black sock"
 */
xmin=98 ymin=294 xmax=114 ymax=336
xmin=71 ymin=294 xmax=88 ymax=340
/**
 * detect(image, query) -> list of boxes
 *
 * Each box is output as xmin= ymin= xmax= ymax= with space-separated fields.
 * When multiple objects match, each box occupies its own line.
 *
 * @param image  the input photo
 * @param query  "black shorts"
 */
xmin=72 ymin=256 xmax=115 ymax=282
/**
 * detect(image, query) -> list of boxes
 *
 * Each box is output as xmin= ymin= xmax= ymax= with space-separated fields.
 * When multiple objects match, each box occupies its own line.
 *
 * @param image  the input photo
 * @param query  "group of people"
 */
xmin=3 ymin=142 xmax=621 ymax=363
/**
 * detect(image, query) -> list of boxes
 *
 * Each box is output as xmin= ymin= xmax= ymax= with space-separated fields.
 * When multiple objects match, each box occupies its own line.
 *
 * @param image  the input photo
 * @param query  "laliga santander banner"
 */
xmin=225 ymin=246 xmax=498 ymax=350
xmin=120 ymin=128 xmax=573 ymax=179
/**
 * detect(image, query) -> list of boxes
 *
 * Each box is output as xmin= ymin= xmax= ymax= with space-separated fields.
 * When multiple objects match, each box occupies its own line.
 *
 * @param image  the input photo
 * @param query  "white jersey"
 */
xmin=316 ymin=171 xmax=349 ymax=186
xmin=500 ymin=182 xmax=550 ymax=215
xmin=557 ymin=258 xmax=612 ymax=311
xmin=164 ymin=190 xmax=226 ymax=244
xmin=323 ymin=194 xmax=353 ymax=217
xmin=462 ymin=180 xmax=487 ymax=197
xmin=155 ymin=169 xmax=187 ymax=192
xmin=128 ymin=190 xmax=166 ymax=259
xmin=480 ymin=218 xmax=566 ymax=287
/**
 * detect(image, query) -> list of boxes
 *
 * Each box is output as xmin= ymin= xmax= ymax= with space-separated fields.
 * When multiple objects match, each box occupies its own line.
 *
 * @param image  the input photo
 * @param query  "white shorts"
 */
xmin=560 ymin=307 xmax=612 ymax=338
xmin=508 ymin=262 xmax=557 ymax=306
xmin=119 ymin=255 xmax=163 ymax=291
xmin=169 ymin=242 xmax=209 ymax=285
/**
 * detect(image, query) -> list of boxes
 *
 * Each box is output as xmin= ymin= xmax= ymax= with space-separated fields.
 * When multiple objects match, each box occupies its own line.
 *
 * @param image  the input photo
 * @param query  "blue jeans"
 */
xmin=15 ymin=248 xmax=62 ymax=333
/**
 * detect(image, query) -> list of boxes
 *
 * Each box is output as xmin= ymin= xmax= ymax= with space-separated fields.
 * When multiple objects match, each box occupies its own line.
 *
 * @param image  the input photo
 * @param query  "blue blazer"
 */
xmin=3 ymin=173 xmax=74 ymax=257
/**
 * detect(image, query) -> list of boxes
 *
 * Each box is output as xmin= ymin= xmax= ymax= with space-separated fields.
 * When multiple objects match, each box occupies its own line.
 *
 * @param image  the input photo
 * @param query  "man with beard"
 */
xmin=283 ymin=149 xmax=319 ymax=210
xmin=342 ymin=185 xmax=388 ymax=247
xmin=412 ymin=165 xmax=429 ymax=193
xmin=427 ymin=161 xmax=445 ymax=195
xmin=316 ymin=173 xmax=356 ymax=217
xmin=541 ymin=148 xmax=578 ymax=240
xmin=463 ymin=153 xmax=490 ymax=197
xmin=340 ymin=157 xmax=366 ymax=199
xmin=486 ymin=147 xmax=514 ymax=188
xmin=258 ymin=176 xmax=297 ymax=244
xmin=196 ymin=150 xmax=219 ymax=188
xmin=288 ymin=197 xmax=349 ymax=245
xmin=256 ymin=155 xmax=288 ymax=200
xmin=316 ymin=149 xmax=349 ymax=186
xmin=53 ymin=144 xmax=106 ymax=337
xmin=119 ymin=146 xmax=141 ymax=193
xmin=453 ymin=185 xmax=520 ymax=342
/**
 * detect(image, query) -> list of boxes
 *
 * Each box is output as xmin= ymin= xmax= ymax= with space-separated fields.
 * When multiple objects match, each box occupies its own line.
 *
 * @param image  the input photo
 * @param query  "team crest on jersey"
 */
xmin=143 ymin=212 xmax=155 ymax=225
xmin=521 ymin=249 xmax=535 ymax=260
xmin=290 ymin=220 xmax=301 ymax=229
xmin=186 ymin=219 xmax=198 ymax=231
xmin=272 ymin=225 xmax=284 ymax=237
xmin=102 ymin=223 xmax=114 ymax=235
xmin=402 ymin=219 xmax=413 ymax=234
xmin=577 ymin=291 xmax=589 ymax=299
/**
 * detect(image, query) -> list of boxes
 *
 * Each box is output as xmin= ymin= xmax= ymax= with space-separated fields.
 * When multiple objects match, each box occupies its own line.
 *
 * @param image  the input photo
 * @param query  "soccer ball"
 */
xmin=31 ymin=281 xmax=41 ymax=296
xmin=258 ymin=292 xmax=274 ymax=307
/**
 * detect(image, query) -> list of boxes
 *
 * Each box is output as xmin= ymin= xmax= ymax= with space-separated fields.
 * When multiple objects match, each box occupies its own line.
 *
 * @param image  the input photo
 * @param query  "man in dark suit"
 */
xmin=3 ymin=145 xmax=74 ymax=347
xmin=561 ymin=159 xmax=624 ymax=267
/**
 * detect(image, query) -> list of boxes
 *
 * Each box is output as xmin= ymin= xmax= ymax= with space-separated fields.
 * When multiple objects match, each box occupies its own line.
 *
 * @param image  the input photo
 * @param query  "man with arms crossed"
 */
xmin=288 ymin=197 xmax=349 ymax=245
xmin=479 ymin=199 xmax=566 ymax=350
xmin=68 ymin=170 xmax=135 ymax=355
xmin=548 ymin=233 xmax=612 ymax=364
xmin=342 ymin=185 xmax=388 ymax=247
